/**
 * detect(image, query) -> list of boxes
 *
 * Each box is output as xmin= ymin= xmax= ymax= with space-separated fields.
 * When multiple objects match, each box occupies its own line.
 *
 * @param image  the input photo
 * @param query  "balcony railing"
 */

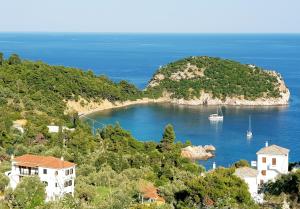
xmin=17 ymin=166 xmax=39 ymax=176
xmin=19 ymin=170 xmax=38 ymax=175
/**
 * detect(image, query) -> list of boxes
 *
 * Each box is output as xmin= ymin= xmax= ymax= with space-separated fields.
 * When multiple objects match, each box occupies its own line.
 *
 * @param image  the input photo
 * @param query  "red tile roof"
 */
xmin=138 ymin=180 xmax=165 ymax=202
xmin=13 ymin=154 xmax=75 ymax=169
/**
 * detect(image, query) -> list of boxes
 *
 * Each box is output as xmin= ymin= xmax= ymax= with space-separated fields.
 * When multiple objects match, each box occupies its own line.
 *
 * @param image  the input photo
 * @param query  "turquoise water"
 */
xmin=1 ymin=33 xmax=300 ymax=168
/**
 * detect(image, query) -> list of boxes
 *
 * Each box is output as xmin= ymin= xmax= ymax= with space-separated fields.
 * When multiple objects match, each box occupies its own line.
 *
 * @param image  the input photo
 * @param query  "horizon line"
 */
xmin=0 ymin=31 xmax=300 ymax=35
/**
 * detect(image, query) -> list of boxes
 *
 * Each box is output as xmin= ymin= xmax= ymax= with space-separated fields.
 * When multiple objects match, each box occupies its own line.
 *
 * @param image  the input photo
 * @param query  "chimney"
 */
xmin=60 ymin=156 xmax=64 ymax=161
xmin=212 ymin=162 xmax=216 ymax=170
xmin=265 ymin=141 xmax=269 ymax=147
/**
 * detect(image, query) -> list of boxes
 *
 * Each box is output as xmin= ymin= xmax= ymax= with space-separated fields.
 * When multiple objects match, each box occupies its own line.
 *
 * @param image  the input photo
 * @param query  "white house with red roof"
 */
xmin=5 ymin=154 xmax=76 ymax=201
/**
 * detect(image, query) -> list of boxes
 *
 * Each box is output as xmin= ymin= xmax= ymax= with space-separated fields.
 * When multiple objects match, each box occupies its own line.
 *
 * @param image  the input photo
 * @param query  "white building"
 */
xmin=235 ymin=142 xmax=289 ymax=203
xmin=234 ymin=167 xmax=259 ymax=196
xmin=47 ymin=125 xmax=75 ymax=133
xmin=255 ymin=142 xmax=289 ymax=185
xmin=5 ymin=154 xmax=76 ymax=201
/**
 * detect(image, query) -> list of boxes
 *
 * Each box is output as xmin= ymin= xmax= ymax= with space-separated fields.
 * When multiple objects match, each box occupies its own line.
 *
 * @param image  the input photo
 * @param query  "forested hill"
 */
xmin=147 ymin=56 xmax=288 ymax=101
xmin=0 ymin=53 xmax=143 ymax=121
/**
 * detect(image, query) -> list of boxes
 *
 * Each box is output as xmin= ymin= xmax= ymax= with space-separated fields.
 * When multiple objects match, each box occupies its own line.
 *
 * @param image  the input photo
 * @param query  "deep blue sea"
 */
xmin=1 ymin=33 xmax=299 ymax=169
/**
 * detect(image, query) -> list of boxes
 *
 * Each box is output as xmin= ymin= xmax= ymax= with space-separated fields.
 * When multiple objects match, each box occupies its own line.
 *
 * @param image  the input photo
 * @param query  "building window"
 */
xmin=272 ymin=158 xmax=276 ymax=165
xmin=260 ymin=180 xmax=264 ymax=185
xmin=55 ymin=171 xmax=58 ymax=176
xmin=55 ymin=183 xmax=58 ymax=187
xmin=34 ymin=169 xmax=38 ymax=175
xmin=42 ymin=181 xmax=48 ymax=186
xmin=262 ymin=157 xmax=266 ymax=163
xmin=70 ymin=169 xmax=73 ymax=174
xmin=65 ymin=169 xmax=70 ymax=175
xmin=261 ymin=170 xmax=266 ymax=176
xmin=64 ymin=180 xmax=72 ymax=187
xmin=43 ymin=169 xmax=47 ymax=174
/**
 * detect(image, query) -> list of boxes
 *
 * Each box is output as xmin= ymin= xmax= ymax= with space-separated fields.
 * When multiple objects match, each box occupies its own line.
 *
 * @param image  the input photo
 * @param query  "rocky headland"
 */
xmin=65 ymin=56 xmax=290 ymax=117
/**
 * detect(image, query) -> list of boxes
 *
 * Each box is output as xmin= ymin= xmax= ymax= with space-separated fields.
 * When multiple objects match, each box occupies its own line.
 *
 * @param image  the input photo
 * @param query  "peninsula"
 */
xmin=66 ymin=56 xmax=290 ymax=116
xmin=0 ymin=53 xmax=290 ymax=119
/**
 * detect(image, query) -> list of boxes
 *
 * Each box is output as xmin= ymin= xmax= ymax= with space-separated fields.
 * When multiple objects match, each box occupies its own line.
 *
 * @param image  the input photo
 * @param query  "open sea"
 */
xmin=1 ymin=33 xmax=299 ymax=169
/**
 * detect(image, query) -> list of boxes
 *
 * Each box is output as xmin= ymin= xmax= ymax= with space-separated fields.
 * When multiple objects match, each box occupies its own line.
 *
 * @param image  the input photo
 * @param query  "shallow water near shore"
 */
xmin=1 ymin=33 xmax=300 ymax=169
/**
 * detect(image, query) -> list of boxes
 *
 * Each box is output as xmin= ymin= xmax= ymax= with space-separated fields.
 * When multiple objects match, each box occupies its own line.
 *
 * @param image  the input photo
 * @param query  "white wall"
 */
xmin=7 ymin=163 xmax=76 ymax=202
xmin=243 ymin=176 xmax=258 ymax=195
xmin=257 ymin=153 xmax=288 ymax=184
xmin=38 ymin=166 xmax=76 ymax=201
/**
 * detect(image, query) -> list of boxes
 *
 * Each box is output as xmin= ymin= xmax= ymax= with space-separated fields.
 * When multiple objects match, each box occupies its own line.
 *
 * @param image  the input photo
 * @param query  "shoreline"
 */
xmin=67 ymin=95 xmax=290 ymax=118
xmin=68 ymin=67 xmax=290 ymax=118
xmin=71 ymin=98 xmax=167 ymax=118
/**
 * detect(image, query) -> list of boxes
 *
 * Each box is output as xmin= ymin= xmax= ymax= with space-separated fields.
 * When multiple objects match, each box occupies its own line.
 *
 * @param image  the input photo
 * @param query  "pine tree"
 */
xmin=0 ymin=52 xmax=3 ymax=65
xmin=160 ymin=124 xmax=175 ymax=152
xmin=8 ymin=53 xmax=21 ymax=65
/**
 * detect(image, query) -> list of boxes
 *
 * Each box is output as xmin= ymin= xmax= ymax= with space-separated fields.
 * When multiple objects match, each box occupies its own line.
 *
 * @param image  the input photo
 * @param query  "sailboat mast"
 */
xmin=249 ymin=116 xmax=252 ymax=131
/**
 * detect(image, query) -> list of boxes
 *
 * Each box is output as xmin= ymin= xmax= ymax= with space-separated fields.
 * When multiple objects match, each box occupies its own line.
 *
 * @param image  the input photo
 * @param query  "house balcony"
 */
xmin=16 ymin=166 xmax=39 ymax=176
xmin=19 ymin=170 xmax=39 ymax=176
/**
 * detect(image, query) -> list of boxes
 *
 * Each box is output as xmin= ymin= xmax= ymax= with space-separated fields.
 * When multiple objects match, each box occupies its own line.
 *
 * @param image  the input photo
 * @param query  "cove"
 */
xmin=87 ymin=103 xmax=299 ymax=169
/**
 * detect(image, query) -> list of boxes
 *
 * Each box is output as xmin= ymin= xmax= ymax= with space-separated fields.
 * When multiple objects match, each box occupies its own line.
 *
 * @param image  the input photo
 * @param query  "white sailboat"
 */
xmin=209 ymin=106 xmax=223 ymax=122
xmin=247 ymin=115 xmax=253 ymax=138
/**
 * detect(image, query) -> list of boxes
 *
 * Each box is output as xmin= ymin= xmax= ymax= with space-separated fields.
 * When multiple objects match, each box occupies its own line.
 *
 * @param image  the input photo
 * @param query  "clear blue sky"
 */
xmin=1 ymin=0 xmax=299 ymax=33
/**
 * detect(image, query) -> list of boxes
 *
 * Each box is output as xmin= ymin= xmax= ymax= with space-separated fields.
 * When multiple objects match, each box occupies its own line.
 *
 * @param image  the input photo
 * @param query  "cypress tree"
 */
xmin=160 ymin=124 xmax=175 ymax=152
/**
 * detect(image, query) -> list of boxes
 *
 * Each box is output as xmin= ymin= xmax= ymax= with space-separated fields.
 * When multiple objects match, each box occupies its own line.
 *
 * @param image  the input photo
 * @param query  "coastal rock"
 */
xmin=181 ymin=145 xmax=216 ymax=160
xmin=148 ymin=73 xmax=165 ymax=87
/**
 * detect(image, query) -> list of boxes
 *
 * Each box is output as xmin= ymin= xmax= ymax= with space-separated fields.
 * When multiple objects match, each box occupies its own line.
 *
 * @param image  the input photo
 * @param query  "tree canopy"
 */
xmin=148 ymin=56 xmax=282 ymax=100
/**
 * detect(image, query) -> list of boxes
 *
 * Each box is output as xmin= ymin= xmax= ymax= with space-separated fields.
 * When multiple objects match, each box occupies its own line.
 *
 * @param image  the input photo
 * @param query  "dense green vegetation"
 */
xmin=1 ymin=53 xmax=292 ymax=208
xmin=0 ymin=122 xmax=258 ymax=209
xmin=0 ymin=53 xmax=144 ymax=127
xmin=148 ymin=56 xmax=282 ymax=100
xmin=262 ymin=170 xmax=300 ymax=208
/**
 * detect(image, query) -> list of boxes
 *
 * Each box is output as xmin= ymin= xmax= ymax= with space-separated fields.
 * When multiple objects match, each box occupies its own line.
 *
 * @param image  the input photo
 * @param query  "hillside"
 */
xmin=147 ymin=56 xmax=290 ymax=105
xmin=0 ymin=53 xmax=257 ymax=208
xmin=0 ymin=53 xmax=145 ymax=125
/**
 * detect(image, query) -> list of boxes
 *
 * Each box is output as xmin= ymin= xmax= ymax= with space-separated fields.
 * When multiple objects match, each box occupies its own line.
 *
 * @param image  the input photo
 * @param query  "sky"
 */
xmin=0 ymin=0 xmax=299 ymax=33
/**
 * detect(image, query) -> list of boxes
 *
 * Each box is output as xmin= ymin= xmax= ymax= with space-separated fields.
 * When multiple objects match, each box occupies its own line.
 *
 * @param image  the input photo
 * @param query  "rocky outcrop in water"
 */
xmin=181 ymin=145 xmax=216 ymax=160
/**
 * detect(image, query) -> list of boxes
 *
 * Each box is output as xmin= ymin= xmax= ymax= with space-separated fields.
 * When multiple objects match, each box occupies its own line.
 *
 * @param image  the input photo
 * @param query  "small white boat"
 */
xmin=246 ymin=115 xmax=253 ymax=138
xmin=209 ymin=106 xmax=223 ymax=122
